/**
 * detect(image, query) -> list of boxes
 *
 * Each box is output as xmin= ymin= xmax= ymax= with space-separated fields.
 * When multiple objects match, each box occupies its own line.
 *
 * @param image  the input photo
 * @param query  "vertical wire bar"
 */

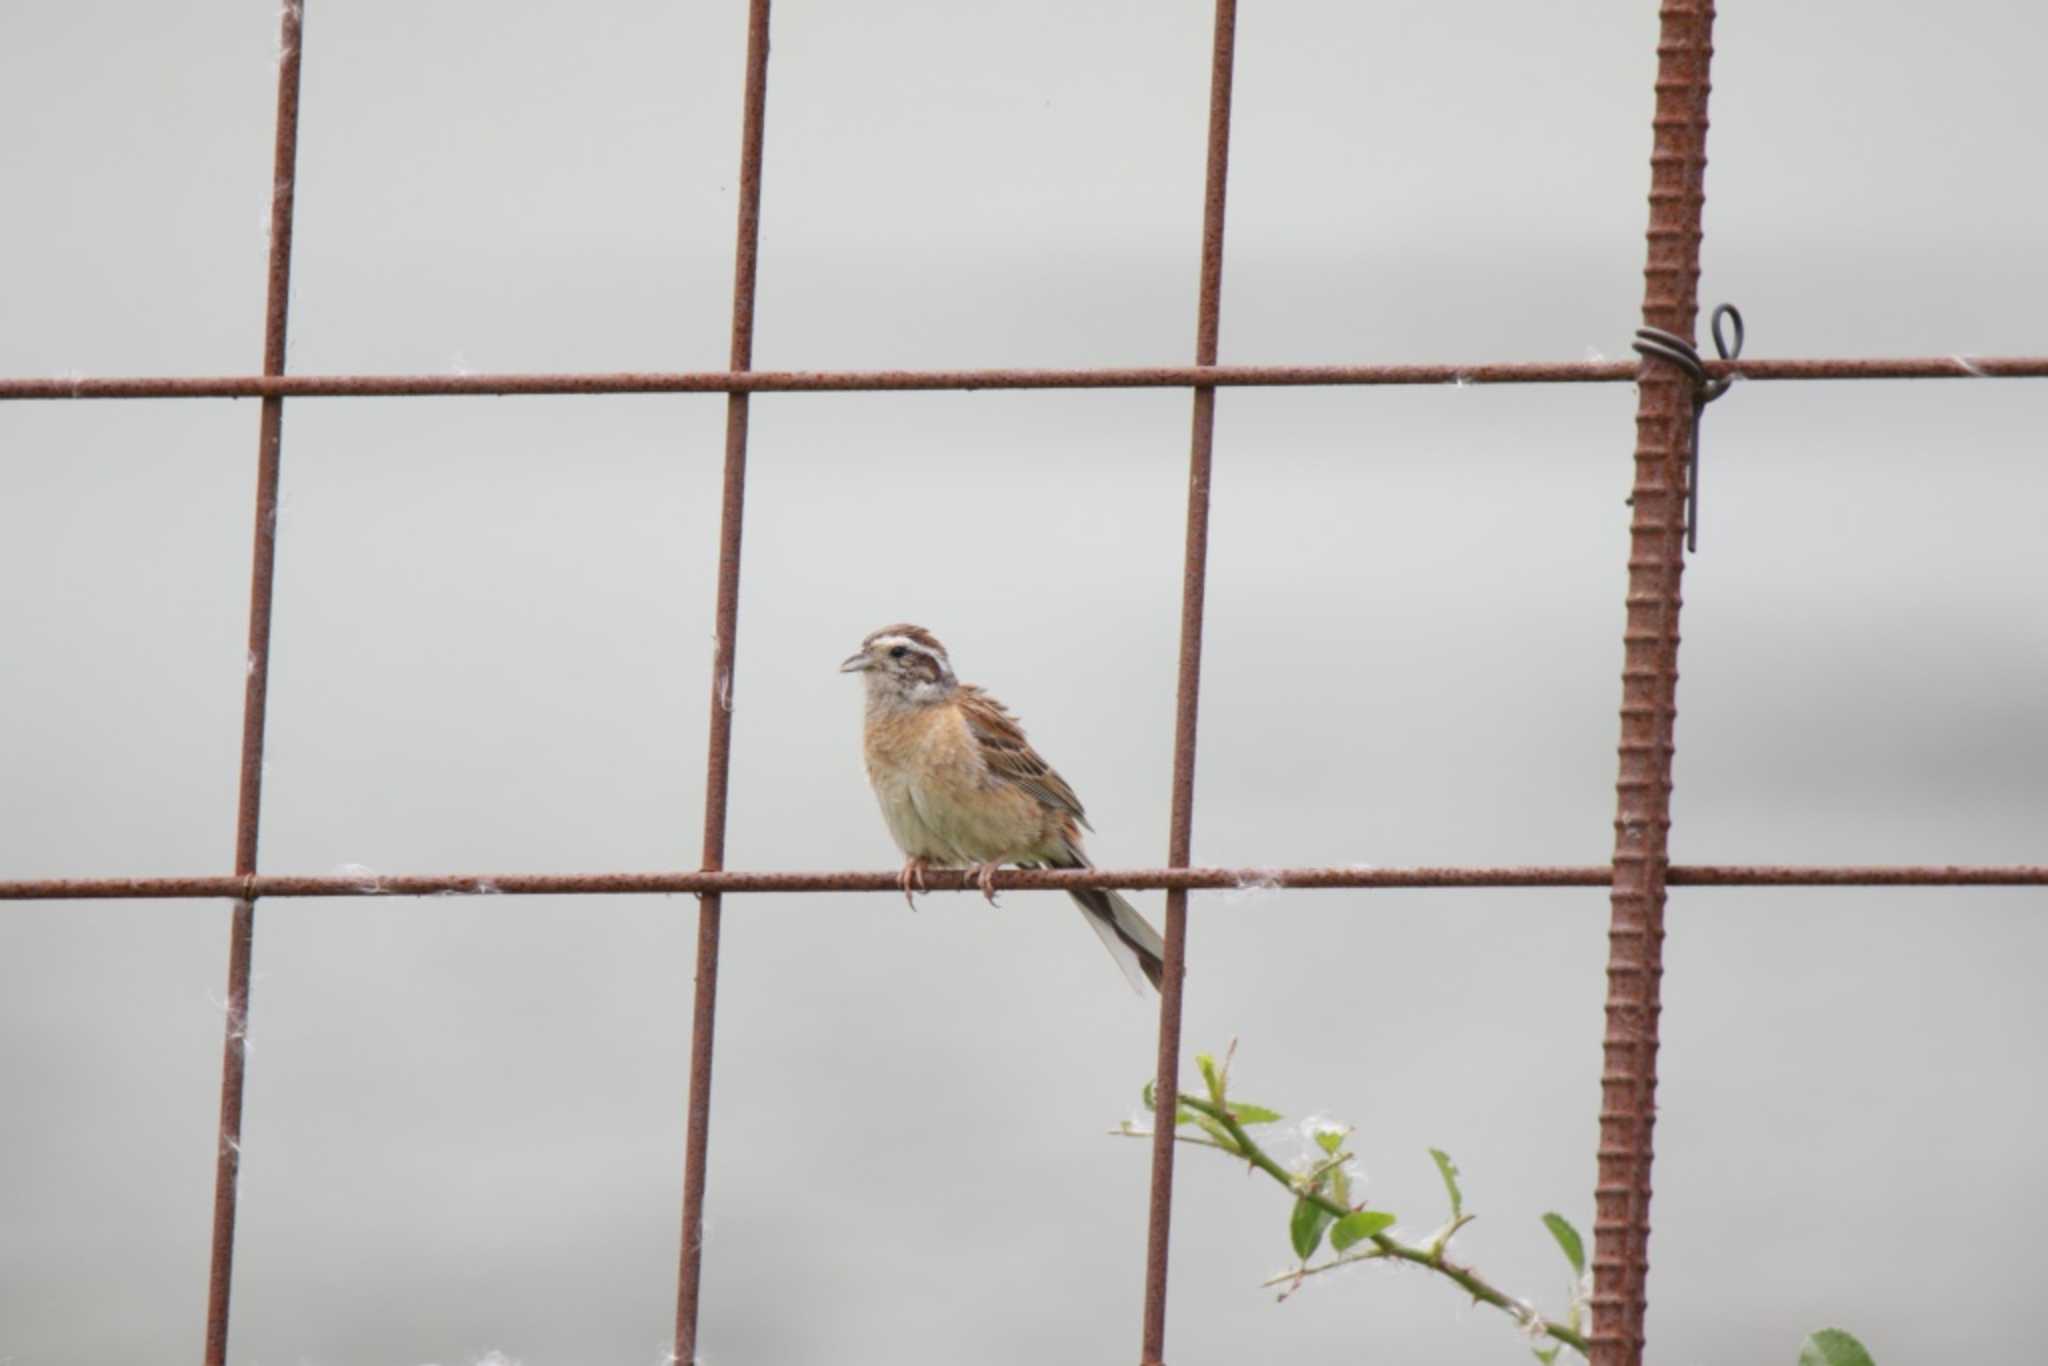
xmin=1140 ymin=1 xmax=1238 ymax=1361
xmin=673 ymin=2 xmax=772 ymax=1361
xmin=1591 ymin=4 xmax=1716 ymax=1364
xmin=204 ymin=4 xmax=307 ymax=1363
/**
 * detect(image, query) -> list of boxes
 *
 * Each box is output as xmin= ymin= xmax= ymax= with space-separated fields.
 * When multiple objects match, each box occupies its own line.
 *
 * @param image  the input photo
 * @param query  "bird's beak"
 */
xmin=839 ymin=650 xmax=873 ymax=674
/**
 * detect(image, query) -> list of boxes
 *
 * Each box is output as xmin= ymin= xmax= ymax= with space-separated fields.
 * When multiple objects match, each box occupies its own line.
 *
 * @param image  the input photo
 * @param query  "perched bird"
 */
xmin=840 ymin=624 xmax=1167 ymax=993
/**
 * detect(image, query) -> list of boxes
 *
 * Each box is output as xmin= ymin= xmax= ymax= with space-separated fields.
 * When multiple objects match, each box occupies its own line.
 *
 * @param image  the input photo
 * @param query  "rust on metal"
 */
xmin=1592 ymin=4 xmax=1718 ymax=1364
xmin=1142 ymin=2 xmax=1239 ymax=1362
xmin=674 ymin=2 xmax=773 ymax=1363
xmin=205 ymin=4 xmax=307 ymax=1364
xmin=5 ymin=864 xmax=2045 ymax=903
xmin=5 ymin=354 xmax=2045 ymax=402
xmin=5 ymin=0 xmax=2042 ymax=1360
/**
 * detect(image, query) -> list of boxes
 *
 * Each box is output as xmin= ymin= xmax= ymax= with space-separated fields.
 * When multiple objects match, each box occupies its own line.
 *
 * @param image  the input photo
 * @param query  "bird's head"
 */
xmin=840 ymin=623 xmax=957 ymax=707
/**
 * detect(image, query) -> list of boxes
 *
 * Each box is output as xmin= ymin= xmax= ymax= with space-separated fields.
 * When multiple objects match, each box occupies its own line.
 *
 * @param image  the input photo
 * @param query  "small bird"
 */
xmin=840 ymin=624 xmax=1167 ymax=993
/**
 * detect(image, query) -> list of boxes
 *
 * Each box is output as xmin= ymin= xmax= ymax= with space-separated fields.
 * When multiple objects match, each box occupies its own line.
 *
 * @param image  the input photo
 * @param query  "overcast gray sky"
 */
xmin=3 ymin=2 xmax=2044 ymax=1364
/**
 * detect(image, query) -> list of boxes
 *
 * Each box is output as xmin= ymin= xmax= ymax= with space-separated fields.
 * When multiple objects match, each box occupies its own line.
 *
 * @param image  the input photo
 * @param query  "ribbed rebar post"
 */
xmin=1591 ymin=3 xmax=1717 ymax=1363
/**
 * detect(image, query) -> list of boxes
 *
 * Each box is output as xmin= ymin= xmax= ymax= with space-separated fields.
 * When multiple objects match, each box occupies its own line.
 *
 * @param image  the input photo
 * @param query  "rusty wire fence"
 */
xmin=4 ymin=1 xmax=2046 ymax=1364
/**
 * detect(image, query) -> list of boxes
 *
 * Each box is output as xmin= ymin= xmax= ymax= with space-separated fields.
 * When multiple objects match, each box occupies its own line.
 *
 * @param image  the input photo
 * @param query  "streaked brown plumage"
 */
xmin=841 ymin=624 xmax=1167 ymax=992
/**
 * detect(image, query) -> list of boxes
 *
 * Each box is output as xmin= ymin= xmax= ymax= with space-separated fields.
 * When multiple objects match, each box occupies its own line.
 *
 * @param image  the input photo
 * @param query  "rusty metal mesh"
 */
xmin=3 ymin=2 xmax=2044 ymax=1364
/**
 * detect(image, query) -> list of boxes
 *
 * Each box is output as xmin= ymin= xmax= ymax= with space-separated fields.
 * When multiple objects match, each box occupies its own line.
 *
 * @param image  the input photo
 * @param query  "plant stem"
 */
xmin=1178 ymin=1093 xmax=1589 ymax=1357
xmin=1110 ymin=1125 xmax=1234 ymax=1153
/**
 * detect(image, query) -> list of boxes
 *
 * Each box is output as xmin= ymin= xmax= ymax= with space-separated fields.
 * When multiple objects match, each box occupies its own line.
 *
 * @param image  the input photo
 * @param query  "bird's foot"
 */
xmin=967 ymin=861 xmax=1003 ymax=906
xmin=898 ymin=856 xmax=931 ymax=911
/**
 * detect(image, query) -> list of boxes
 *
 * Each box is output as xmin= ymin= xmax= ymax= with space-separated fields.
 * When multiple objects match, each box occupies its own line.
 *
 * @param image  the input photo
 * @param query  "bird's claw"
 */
xmin=898 ymin=857 xmax=931 ymax=910
xmin=969 ymin=861 xmax=1002 ymax=905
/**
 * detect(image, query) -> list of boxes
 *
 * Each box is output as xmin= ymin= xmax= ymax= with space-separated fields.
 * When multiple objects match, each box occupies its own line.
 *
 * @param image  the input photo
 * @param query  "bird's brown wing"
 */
xmin=956 ymin=685 xmax=1092 ymax=832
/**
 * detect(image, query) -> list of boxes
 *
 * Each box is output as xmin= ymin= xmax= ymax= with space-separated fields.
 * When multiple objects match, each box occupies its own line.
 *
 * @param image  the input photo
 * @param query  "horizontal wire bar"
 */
xmin=4 ymin=356 xmax=2048 ymax=402
xmin=4 ymin=864 xmax=2043 ymax=901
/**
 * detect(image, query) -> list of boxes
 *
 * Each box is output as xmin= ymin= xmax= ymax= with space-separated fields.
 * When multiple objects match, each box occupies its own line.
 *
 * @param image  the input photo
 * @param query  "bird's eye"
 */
xmin=889 ymin=646 xmax=908 ymax=659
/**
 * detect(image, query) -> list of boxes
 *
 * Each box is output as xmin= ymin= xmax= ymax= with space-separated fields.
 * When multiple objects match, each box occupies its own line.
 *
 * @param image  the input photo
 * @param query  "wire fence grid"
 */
xmin=4 ymin=2 xmax=2044 ymax=1364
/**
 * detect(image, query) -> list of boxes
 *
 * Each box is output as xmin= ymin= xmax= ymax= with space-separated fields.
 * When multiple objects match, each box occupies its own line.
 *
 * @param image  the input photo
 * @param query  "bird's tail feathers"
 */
xmin=1049 ymin=849 xmax=1166 ymax=994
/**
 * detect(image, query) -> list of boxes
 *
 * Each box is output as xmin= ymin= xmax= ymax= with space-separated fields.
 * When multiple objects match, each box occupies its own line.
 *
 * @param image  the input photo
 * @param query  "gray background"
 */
xmin=3 ymin=1 xmax=2044 ymax=1363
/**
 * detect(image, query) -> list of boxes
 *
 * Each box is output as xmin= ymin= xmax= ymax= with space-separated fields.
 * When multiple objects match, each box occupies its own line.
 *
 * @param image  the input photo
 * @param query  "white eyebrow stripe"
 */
xmin=870 ymin=635 xmax=946 ymax=662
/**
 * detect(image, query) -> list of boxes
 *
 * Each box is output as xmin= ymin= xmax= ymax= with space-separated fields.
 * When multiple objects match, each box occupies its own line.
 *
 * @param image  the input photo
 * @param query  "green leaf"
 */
xmin=1797 ymin=1329 xmax=1876 ymax=1366
xmin=1329 ymin=1209 xmax=1396 ymax=1252
xmin=1532 ymin=1346 xmax=1562 ymax=1365
xmin=1196 ymin=1053 xmax=1224 ymax=1106
xmin=1328 ymin=1161 xmax=1351 ymax=1209
xmin=1290 ymin=1196 xmax=1335 ymax=1260
xmin=1541 ymin=1213 xmax=1586 ymax=1277
xmin=1138 ymin=1081 xmax=1201 ymax=1128
xmin=1230 ymin=1103 xmax=1283 ymax=1125
xmin=1313 ymin=1126 xmax=1345 ymax=1155
xmin=1429 ymin=1147 xmax=1464 ymax=1219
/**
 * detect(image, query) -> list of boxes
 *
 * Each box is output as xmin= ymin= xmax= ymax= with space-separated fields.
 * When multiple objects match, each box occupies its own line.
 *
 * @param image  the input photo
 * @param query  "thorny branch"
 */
xmin=1118 ymin=1061 xmax=1589 ymax=1359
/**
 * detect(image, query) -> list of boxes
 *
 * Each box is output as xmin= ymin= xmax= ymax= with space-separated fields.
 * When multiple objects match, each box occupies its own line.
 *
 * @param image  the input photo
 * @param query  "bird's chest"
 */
xmin=862 ymin=704 xmax=1005 ymax=859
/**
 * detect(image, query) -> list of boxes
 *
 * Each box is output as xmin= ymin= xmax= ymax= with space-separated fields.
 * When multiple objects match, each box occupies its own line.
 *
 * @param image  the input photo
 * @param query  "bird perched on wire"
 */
xmin=840 ymin=624 xmax=1167 ymax=993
